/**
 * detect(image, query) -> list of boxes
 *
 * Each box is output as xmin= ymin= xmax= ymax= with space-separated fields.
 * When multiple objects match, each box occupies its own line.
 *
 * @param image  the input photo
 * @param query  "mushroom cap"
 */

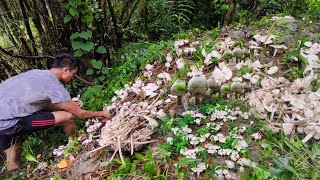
xmin=207 ymin=76 xmax=221 ymax=89
xmin=187 ymin=75 xmax=208 ymax=95
xmin=171 ymin=79 xmax=187 ymax=96
xmin=232 ymin=47 xmax=243 ymax=58
xmin=231 ymin=81 xmax=243 ymax=93
xmin=205 ymin=89 xmax=212 ymax=97
xmin=220 ymin=84 xmax=230 ymax=94
xmin=223 ymin=50 xmax=233 ymax=59
xmin=243 ymin=48 xmax=250 ymax=57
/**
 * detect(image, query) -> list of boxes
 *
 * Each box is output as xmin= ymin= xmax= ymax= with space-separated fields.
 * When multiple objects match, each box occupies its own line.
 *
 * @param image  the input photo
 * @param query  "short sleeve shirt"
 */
xmin=0 ymin=70 xmax=71 ymax=131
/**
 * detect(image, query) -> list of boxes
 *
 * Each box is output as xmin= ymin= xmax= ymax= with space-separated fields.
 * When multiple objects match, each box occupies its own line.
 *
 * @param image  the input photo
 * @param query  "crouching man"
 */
xmin=0 ymin=53 xmax=109 ymax=170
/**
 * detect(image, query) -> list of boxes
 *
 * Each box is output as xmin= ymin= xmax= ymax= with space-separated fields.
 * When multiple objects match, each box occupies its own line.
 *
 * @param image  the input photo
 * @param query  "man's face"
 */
xmin=61 ymin=67 xmax=77 ymax=84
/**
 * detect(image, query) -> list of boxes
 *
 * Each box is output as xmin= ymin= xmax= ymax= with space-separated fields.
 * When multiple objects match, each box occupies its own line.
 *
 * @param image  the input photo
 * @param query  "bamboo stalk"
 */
xmin=19 ymin=0 xmax=38 ymax=55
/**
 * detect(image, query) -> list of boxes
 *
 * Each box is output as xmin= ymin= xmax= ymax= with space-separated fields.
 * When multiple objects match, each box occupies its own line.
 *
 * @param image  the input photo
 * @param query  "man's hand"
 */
xmin=100 ymin=109 xmax=110 ymax=118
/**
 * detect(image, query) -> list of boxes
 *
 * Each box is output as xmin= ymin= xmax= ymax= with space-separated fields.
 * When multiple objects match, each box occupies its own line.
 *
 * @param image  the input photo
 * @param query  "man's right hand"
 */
xmin=100 ymin=109 xmax=110 ymax=118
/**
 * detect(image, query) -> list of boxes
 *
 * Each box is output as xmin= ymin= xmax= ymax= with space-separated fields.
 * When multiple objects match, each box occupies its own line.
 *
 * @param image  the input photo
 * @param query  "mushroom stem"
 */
xmin=273 ymin=49 xmax=278 ymax=57
xmin=302 ymin=131 xmax=315 ymax=144
xmin=195 ymin=95 xmax=201 ymax=105
xmin=177 ymin=95 xmax=182 ymax=105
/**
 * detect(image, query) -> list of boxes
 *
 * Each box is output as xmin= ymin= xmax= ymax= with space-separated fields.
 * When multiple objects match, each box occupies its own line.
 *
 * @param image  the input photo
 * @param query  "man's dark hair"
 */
xmin=51 ymin=53 xmax=78 ymax=70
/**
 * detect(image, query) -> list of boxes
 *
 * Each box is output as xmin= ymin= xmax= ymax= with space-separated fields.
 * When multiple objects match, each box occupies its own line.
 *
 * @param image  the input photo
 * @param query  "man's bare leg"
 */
xmin=4 ymin=111 xmax=76 ymax=170
xmin=52 ymin=111 xmax=77 ymax=136
xmin=5 ymin=140 xmax=23 ymax=170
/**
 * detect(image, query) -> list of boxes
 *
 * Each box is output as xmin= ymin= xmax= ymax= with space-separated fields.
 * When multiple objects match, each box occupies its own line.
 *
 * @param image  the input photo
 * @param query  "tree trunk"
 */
xmin=254 ymin=2 xmax=264 ymax=19
xmin=122 ymin=0 xmax=140 ymax=29
xmin=223 ymin=0 xmax=236 ymax=27
xmin=29 ymin=0 xmax=50 ymax=54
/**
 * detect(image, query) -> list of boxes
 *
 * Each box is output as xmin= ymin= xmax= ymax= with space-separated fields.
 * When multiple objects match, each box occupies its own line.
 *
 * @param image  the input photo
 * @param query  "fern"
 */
xmin=167 ymin=0 xmax=195 ymax=28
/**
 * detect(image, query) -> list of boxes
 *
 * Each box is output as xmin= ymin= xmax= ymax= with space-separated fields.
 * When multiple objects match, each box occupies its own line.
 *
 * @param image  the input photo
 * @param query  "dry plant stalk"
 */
xmin=87 ymin=100 xmax=159 ymax=164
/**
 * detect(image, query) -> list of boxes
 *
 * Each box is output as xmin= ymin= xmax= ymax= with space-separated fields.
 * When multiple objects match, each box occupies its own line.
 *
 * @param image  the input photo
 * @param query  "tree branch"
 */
xmin=0 ymin=46 xmax=94 ymax=86
xmin=0 ymin=46 xmax=53 ymax=59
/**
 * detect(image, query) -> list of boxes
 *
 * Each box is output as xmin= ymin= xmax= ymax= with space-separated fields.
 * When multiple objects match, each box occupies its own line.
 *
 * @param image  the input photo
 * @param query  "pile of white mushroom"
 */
xmin=249 ymin=74 xmax=320 ymax=143
xmin=90 ymin=100 xmax=160 ymax=163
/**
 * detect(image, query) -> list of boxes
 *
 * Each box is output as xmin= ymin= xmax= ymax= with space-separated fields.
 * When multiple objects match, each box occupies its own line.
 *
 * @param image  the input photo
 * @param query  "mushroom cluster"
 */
xmin=249 ymin=75 xmax=320 ymax=143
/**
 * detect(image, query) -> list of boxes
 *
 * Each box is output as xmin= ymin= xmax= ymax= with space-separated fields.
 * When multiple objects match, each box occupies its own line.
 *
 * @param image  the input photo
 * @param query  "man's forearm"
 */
xmin=76 ymin=110 xmax=104 ymax=119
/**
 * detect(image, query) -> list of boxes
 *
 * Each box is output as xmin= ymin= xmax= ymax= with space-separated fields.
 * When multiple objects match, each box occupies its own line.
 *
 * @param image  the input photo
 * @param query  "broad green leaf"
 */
xmin=81 ymin=15 xmax=93 ymax=23
xmin=73 ymin=49 xmax=83 ymax=57
xmin=86 ymin=69 xmax=94 ymax=75
xmin=102 ymin=67 xmax=109 ymax=74
xmin=69 ymin=0 xmax=80 ymax=7
xmin=69 ymin=7 xmax=79 ymax=17
xmin=72 ymin=41 xmax=82 ymax=50
xmin=81 ymin=41 xmax=95 ymax=52
xmin=70 ymin=32 xmax=80 ymax=40
xmin=98 ymin=76 xmax=106 ymax=81
xmin=63 ymin=2 xmax=70 ymax=9
xmin=90 ymin=59 xmax=103 ymax=70
xmin=96 ymin=46 xmax=107 ymax=54
xmin=64 ymin=15 xmax=72 ymax=24
xmin=144 ymin=161 xmax=156 ymax=176
xmin=79 ymin=31 xmax=92 ymax=40
xmin=25 ymin=153 xmax=38 ymax=163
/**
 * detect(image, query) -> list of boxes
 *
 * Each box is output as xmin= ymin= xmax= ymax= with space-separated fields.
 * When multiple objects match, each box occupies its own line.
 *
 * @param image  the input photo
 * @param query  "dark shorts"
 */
xmin=0 ymin=112 xmax=55 ymax=150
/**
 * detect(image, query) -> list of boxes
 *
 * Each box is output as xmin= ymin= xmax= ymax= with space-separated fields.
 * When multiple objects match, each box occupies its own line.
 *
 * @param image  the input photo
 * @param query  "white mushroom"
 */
xmin=187 ymin=75 xmax=208 ymax=104
xmin=266 ymin=66 xmax=279 ymax=75
xmin=270 ymin=45 xmax=287 ymax=56
xmin=171 ymin=79 xmax=187 ymax=105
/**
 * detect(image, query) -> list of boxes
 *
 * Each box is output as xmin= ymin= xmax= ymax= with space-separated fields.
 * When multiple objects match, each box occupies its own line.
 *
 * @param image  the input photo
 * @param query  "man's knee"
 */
xmin=52 ymin=111 xmax=74 ymax=125
xmin=65 ymin=112 xmax=74 ymax=121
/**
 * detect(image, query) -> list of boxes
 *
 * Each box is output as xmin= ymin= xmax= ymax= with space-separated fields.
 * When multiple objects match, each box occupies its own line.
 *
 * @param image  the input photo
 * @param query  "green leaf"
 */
xmin=102 ymin=67 xmax=109 ymax=74
xmin=144 ymin=161 xmax=157 ymax=176
xmin=100 ymin=161 xmax=108 ymax=167
xmin=72 ymin=41 xmax=82 ymax=50
xmin=251 ymin=163 xmax=270 ymax=180
xmin=70 ymin=32 xmax=80 ymax=40
xmin=135 ymin=153 xmax=148 ymax=161
xmin=117 ymin=164 xmax=127 ymax=171
xmin=86 ymin=69 xmax=94 ymax=75
xmin=81 ymin=41 xmax=95 ymax=52
xmin=25 ymin=153 xmax=38 ymax=163
xmin=63 ymin=2 xmax=70 ymax=9
xmin=147 ymin=149 xmax=153 ymax=160
xmin=178 ymin=157 xmax=198 ymax=166
xmin=130 ymin=163 xmax=136 ymax=174
xmin=69 ymin=0 xmax=80 ymax=7
xmin=73 ymin=49 xmax=83 ymax=57
xmin=90 ymin=59 xmax=103 ymax=70
xmin=69 ymin=7 xmax=79 ymax=17
xmin=96 ymin=46 xmax=107 ymax=54
xmin=81 ymin=15 xmax=94 ymax=23
xmin=98 ymin=76 xmax=106 ymax=81
xmin=79 ymin=31 xmax=92 ymax=40
xmin=64 ymin=15 xmax=72 ymax=23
